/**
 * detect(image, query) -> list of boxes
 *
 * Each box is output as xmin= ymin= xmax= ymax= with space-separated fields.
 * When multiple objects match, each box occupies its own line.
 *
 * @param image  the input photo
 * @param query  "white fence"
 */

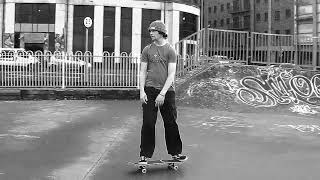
xmin=2 ymin=28 xmax=320 ymax=90
xmin=0 ymin=51 xmax=139 ymax=89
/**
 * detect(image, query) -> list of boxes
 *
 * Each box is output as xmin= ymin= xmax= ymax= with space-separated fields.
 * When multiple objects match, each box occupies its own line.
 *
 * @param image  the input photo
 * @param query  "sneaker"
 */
xmin=138 ymin=156 xmax=148 ymax=165
xmin=172 ymin=154 xmax=188 ymax=161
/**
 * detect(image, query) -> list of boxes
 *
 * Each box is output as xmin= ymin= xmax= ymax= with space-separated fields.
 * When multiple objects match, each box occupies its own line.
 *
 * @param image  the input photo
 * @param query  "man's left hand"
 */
xmin=155 ymin=94 xmax=165 ymax=107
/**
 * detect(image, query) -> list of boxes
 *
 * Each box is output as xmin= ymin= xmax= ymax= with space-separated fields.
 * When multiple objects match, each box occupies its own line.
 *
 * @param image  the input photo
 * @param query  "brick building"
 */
xmin=206 ymin=0 xmax=233 ymax=29
xmin=205 ymin=0 xmax=294 ymax=34
xmin=255 ymin=0 xmax=294 ymax=34
xmin=294 ymin=0 xmax=319 ymax=37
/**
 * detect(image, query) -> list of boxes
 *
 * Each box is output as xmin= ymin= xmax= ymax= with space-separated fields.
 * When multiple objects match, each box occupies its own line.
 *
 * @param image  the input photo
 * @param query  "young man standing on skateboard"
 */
xmin=138 ymin=20 xmax=187 ymax=165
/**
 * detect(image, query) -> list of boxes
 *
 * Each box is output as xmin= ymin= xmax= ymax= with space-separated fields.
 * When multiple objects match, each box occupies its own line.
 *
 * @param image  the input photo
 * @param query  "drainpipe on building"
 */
xmin=312 ymin=0 xmax=317 ymax=70
xmin=250 ymin=0 xmax=255 ymax=32
xmin=200 ymin=0 xmax=203 ymax=29
xmin=294 ymin=0 xmax=298 ymax=65
xmin=199 ymin=0 xmax=208 ymax=56
xmin=267 ymin=0 xmax=272 ymax=64
xmin=163 ymin=0 xmax=166 ymax=24
xmin=1 ymin=0 xmax=5 ymax=48
xmin=64 ymin=0 xmax=69 ymax=53
xmin=204 ymin=0 xmax=209 ymax=56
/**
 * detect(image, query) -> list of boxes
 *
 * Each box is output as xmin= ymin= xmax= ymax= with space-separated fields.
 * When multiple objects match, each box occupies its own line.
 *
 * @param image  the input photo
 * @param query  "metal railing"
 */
xmin=175 ymin=28 xmax=320 ymax=75
xmin=175 ymin=28 xmax=249 ymax=78
xmin=251 ymin=32 xmax=295 ymax=65
xmin=1 ymin=28 xmax=320 ymax=90
xmin=0 ymin=50 xmax=139 ymax=89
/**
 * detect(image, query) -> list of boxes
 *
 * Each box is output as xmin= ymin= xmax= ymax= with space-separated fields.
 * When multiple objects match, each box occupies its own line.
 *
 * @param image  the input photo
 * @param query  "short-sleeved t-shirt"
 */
xmin=141 ymin=42 xmax=177 ymax=91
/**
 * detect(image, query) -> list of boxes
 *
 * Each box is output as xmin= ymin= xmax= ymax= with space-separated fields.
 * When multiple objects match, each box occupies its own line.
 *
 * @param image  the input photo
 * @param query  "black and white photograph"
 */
xmin=0 ymin=0 xmax=319 ymax=179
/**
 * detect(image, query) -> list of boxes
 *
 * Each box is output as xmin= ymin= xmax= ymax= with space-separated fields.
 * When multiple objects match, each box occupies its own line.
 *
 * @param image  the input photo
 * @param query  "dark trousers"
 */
xmin=140 ymin=86 xmax=182 ymax=158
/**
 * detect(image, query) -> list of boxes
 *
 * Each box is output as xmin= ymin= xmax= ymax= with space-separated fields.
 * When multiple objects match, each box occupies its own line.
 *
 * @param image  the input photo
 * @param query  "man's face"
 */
xmin=149 ymin=30 xmax=162 ymax=41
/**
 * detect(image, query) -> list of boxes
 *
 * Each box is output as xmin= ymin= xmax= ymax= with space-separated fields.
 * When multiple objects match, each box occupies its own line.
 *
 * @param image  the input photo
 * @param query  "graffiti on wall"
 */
xmin=43 ymin=33 xmax=49 ymax=52
xmin=274 ymin=124 xmax=320 ymax=134
xmin=237 ymin=66 xmax=320 ymax=110
xmin=3 ymin=33 xmax=14 ymax=48
xmin=55 ymin=34 xmax=65 ymax=52
xmin=178 ymin=64 xmax=320 ymax=115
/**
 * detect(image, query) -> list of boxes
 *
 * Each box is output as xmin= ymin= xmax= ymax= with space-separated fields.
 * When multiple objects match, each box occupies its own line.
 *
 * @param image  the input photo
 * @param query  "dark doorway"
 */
xmin=24 ymin=43 xmax=44 ymax=52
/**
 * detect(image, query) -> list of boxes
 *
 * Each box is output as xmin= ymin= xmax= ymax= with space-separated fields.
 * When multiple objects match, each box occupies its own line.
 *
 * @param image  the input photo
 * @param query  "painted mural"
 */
xmin=43 ymin=33 xmax=49 ymax=52
xmin=3 ymin=33 xmax=14 ymax=48
xmin=176 ymin=63 xmax=320 ymax=116
xmin=55 ymin=34 xmax=65 ymax=52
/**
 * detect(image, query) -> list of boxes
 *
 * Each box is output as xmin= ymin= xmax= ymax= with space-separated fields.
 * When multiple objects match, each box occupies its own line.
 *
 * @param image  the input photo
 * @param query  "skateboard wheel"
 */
xmin=168 ymin=163 xmax=178 ymax=170
xmin=141 ymin=168 xmax=147 ymax=174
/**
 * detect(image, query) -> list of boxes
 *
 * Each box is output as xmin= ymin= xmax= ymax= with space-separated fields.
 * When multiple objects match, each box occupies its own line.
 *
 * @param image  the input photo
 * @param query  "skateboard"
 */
xmin=128 ymin=158 xmax=187 ymax=174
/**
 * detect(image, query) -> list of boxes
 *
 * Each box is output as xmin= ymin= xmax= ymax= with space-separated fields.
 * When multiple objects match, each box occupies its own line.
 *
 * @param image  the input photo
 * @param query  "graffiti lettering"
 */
xmin=311 ymin=74 xmax=320 ymax=97
xmin=275 ymin=124 xmax=320 ymax=134
xmin=190 ymin=116 xmax=253 ymax=130
xmin=237 ymin=77 xmax=277 ymax=107
xmin=289 ymin=104 xmax=319 ymax=115
xmin=237 ymin=73 xmax=320 ymax=107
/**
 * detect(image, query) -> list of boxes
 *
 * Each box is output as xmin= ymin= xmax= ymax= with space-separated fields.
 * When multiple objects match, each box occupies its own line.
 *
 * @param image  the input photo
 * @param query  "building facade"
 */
xmin=206 ymin=0 xmax=233 ymax=29
xmin=205 ymin=0 xmax=294 ymax=34
xmin=0 ymin=0 xmax=200 ymax=56
xmin=294 ymin=0 xmax=319 ymax=37
xmin=255 ymin=0 xmax=294 ymax=34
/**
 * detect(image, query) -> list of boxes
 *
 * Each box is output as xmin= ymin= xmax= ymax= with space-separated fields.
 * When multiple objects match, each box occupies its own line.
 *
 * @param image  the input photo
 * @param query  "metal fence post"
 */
xmin=267 ymin=34 xmax=271 ymax=65
xmin=62 ymin=52 xmax=65 ymax=89
xmin=205 ymin=27 xmax=209 ymax=56
xmin=137 ymin=56 xmax=140 ymax=89
xmin=248 ymin=32 xmax=252 ymax=65
xmin=293 ymin=35 xmax=298 ymax=65
xmin=312 ymin=37 xmax=317 ymax=70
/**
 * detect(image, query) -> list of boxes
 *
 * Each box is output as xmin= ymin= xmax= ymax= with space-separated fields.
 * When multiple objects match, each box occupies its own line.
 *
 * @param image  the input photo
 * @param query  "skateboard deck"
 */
xmin=128 ymin=158 xmax=187 ymax=173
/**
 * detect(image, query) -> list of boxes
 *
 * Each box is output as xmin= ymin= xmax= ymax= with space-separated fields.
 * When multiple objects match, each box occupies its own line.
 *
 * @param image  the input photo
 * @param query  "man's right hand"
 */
xmin=140 ymin=91 xmax=148 ymax=104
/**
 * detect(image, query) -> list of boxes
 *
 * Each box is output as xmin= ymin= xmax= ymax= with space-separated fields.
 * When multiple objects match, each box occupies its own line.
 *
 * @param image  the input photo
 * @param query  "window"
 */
xmin=256 ymin=13 xmax=261 ymax=22
xmin=264 ymin=0 xmax=268 ymax=4
xmin=213 ymin=20 xmax=217 ymax=27
xmin=221 ymin=19 xmax=225 ymax=26
xmin=286 ymin=9 xmax=291 ymax=18
xmin=103 ymin=7 xmax=115 ymax=53
xmin=244 ymin=15 xmax=250 ymax=28
xmin=244 ymin=0 xmax=250 ymax=10
xmin=120 ymin=7 xmax=132 ymax=54
xmin=221 ymin=4 xmax=224 ymax=12
xmin=233 ymin=0 xmax=240 ymax=12
xmin=227 ymin=3 xmax=231 ymax=10
xmin=274 ymin=11 xmax=280 ymax=21
xmin=141 ymin=9 xmax=161 ymax=50
xmin=73 ymin=5 xmax=94 ymax=52
xmin=264 ymin=12 xmax=268 ymax=22
xmin=256 ymin=0 xmax=260 ymax=3
xmin=208 ymin=7 xmax=212 ymax=13
xmin=226 ymin=18 xmax=230 ymax=25
xmin=179 ymin=12 xmax=197 ymax=40
xmin=275 ymin=30 xmax=280 ymax=34
xmin=285 ymin=29 xmax=291 ymax=34
xmin=15 ymin=3 xmax=55 ymax=24
xmin=233 ymin=17 xmax=239 ymax=28
xmin=214 ymin=6 xmax=217 ymax=13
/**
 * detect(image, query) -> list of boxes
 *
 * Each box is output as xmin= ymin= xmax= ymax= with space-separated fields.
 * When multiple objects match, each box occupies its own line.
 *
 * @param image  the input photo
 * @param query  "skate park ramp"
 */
xmin=176 ymin=63 xmax=320 ymax=117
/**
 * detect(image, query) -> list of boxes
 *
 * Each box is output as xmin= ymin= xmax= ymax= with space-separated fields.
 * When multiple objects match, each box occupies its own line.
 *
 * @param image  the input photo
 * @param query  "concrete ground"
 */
xmin=0 ymin=100 xmax=320 ymax=180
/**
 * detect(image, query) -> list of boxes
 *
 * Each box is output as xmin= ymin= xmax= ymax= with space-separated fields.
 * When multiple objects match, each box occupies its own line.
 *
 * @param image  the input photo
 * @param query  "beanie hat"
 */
xmin=148 ymin=20 xmax=167 ymax=35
